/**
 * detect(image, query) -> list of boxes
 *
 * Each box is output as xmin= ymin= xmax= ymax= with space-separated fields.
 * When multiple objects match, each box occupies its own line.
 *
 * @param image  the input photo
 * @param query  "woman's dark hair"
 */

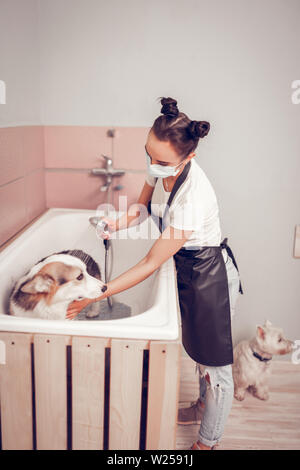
xmin=151 ymin=97 xmax=210 ymax=159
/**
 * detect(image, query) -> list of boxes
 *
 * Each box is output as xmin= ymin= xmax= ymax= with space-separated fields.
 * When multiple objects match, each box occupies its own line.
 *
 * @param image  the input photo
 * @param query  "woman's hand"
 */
xmin=66 ymin=298 xmax=92 ymax=320
xmin=97 ymin=217 xmax=117 ymax=240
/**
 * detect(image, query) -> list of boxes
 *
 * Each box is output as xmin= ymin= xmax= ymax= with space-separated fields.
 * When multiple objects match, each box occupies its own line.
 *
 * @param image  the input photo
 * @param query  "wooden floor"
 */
xmin=176 ymin=348 xmax=300 ymax=450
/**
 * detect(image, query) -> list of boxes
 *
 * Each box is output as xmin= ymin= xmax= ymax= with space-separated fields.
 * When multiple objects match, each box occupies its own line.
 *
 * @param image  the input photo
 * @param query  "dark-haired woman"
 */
xmin=66 ymin=97 xmax=243 ymax=450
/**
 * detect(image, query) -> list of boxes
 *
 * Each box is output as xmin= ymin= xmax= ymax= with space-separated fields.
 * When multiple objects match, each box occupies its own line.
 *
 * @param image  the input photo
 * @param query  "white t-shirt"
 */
xmin=145 ymin=158 xmax=227 ymax=260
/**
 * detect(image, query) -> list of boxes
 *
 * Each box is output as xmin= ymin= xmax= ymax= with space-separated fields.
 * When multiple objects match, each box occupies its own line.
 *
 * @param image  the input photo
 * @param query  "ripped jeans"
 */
xmin=194 ymin=249 xmax=241 ymax=447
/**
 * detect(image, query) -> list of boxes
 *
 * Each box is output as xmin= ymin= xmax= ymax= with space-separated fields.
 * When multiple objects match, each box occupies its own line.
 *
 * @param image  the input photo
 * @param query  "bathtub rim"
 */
xmin=0 ymin=208 xmax=181 ymax=341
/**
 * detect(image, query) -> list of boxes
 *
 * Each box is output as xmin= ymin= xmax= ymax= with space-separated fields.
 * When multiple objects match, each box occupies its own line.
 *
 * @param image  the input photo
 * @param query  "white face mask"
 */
xmin=145 ymin=150 xmax=184 ymax=178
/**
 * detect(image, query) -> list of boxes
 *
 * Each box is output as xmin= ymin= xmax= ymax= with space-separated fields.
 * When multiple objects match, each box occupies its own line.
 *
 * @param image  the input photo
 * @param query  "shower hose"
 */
xmin=103 ymin=238 xmax=113 ymax=309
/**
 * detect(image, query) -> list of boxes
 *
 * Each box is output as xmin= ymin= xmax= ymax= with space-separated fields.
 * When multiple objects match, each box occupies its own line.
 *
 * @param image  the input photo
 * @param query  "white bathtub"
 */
xmin=0 ymin=208 xmax=181 ymax=341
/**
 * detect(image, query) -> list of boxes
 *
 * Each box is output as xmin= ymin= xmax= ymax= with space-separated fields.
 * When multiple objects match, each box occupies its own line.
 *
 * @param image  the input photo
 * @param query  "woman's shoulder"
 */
xmin=189 ymin=158 xmax=212 ymax=185
xmin=196 ymin=160 xmax=218 ymax=199
xmin=179 ymin=158 xmax=217 ymax=200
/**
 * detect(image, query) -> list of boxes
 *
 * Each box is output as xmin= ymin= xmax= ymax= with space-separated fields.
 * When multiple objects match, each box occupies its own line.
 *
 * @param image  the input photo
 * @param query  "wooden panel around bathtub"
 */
xmin=34 ymin=335 xmax=68 ymax=450
xmin=0 ymin=332 xmax=33 ymax=450
xmin=146 ymin=341 xmax=181 ymax=450
xmin=109 ymin=339 xmax=148 ymax=450
xmin=72 ymin=337 xmax=108 ymax=450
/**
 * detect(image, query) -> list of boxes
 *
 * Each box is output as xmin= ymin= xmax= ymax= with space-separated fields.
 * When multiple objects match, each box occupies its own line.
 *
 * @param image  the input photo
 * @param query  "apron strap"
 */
xmin=221 ymin=237 xmax=244 ymax=294
xmin=147 ymin=160 xmax=192 ymax=233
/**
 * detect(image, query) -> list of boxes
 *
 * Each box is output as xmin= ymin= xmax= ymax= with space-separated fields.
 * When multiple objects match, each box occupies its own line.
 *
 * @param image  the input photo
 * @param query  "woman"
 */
xmin=66 ymin=97 xmax=243 ymax=450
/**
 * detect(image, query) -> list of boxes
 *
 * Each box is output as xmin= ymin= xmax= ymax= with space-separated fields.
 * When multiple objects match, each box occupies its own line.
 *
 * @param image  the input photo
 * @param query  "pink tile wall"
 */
xmin=44 ymin=126 xmax=111 ymax=169
xmin=45 ymin=170 xmax=147 ymax=211
xmin=44 ymin=126 xmax=151 ymax=211
xmin=0 ymin=126 xmax=46 ymax=247
xmin=0 ymin=125 xmax=152 ymax=246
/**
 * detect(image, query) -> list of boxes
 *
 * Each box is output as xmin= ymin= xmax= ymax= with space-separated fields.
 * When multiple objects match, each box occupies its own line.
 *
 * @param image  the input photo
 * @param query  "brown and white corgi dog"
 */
xmin=9 ymin=249 xmax=107 ymax=320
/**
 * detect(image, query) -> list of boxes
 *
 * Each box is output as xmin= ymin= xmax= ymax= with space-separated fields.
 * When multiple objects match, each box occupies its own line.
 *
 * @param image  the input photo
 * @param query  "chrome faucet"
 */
xmin=91 ymin=153 xmax=125 ymax=205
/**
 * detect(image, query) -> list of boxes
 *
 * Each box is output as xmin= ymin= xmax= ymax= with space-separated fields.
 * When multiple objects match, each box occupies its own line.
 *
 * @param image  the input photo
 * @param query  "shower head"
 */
xmin=89 ymin=217 xmax=110 ymax=249
xmin=89 ymin=216 xmax=102 ymax=228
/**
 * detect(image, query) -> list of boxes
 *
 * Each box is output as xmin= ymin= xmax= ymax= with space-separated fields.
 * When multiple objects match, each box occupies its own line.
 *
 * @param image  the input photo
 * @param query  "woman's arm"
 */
xmin=66 ymin=224 xmax=193 ymax=319
xmin=100 ymin=225 xmax=193 ymax=296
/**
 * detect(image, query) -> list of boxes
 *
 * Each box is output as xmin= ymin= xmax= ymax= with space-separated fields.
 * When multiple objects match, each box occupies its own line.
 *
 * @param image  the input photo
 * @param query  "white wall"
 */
xmin=1 ymin=0 xmax=300 ymax=349
xmin=0 ymin=0 xmax=41 ymax=126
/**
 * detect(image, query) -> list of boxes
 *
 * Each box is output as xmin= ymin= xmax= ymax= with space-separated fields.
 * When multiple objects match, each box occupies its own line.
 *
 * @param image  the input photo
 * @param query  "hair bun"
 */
xmin=160 ymin=97 xmax=179 ymax=118
xmin=188 ymin=120 xmax=210 ymax=139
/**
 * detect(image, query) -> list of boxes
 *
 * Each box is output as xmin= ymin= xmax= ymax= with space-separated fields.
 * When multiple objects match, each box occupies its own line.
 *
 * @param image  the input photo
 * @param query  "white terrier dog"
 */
xmin=232 ymin=320 xmax=294 ymax=401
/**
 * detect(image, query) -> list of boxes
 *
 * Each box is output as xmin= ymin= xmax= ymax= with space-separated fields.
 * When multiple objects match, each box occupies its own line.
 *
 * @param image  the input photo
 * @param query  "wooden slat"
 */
xmin=146 ymin=340 xmax=181 ymax=450
xmin=34 ymin=335 xmax=68 ymax=450
xmin=72 ymin=337 xmax=107 ymax=450
xmin=0 ymin=333 xmax=33 ymax=450
xmin=109 ymin=339 xmax=148 ymax=450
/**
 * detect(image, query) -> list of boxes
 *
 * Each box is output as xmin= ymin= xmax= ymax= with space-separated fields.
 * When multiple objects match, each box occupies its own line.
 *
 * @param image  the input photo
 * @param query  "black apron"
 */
xmin=147 ymin=161 xmax=244 ymax=367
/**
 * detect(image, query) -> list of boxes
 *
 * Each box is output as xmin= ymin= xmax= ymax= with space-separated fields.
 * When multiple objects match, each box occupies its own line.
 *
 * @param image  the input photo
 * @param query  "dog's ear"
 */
xmin=256 ymin=325 xmax=266 ymax=340
xmin=264 ymin=319 xmax=272 ymax=328
xmin=20 ymin=274 xmax=55 ymax=294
